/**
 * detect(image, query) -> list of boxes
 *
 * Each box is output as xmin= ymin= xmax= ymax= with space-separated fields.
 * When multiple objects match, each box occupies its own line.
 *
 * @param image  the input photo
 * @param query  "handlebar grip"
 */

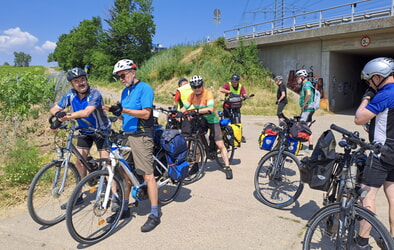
xmin=330 ymin=124 xmax=353 ymax=137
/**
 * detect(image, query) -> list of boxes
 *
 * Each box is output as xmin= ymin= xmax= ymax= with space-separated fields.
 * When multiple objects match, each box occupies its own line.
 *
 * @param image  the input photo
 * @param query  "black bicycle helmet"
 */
xmin=67 ymin=67 xmax=87 ymax=81
xmin=189 ymin=75 xmax=204 ymax=88
xmin=274 ymin=76 xmax=283 ymax=81
xmin=230 ymin=73 xmax=240 ymax=82
xmin=178 ymin=78 xmax=188 ymax=87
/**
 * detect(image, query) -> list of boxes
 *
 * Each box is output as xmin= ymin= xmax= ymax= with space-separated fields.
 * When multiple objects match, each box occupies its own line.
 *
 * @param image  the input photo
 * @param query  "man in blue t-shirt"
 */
xmin=50 ymin=67 xmax=111 ymax=208
xmin=104 ymin=59 xmax=160 ymax=233
xmin=354 ymin=57 xmax=394 ymax=248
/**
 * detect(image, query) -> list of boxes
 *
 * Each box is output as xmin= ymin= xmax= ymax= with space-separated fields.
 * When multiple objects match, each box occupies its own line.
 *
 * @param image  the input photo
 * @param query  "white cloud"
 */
xmin=0 ymin=27 xmax=39 ymax=52
xmin=34 ymin=41 xmax=57 ymax=53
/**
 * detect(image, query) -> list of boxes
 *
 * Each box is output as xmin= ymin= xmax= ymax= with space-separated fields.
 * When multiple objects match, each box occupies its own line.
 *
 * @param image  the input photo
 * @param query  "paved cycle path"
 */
xmin=0 ymin=112 xmax=390 ymax=249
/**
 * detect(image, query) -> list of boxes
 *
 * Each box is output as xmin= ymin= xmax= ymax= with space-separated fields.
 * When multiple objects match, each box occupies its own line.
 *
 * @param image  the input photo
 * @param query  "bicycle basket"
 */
xmin=226 ymin=96 xmax=242 ymax=109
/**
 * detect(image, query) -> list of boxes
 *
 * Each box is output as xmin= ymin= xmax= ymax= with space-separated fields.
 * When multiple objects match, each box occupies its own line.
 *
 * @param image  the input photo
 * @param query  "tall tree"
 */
xmin=13 ymin=52 xmax=31 ymax=67
xmin=104 ymin=0 xmax=155 ymax=66
xmin=48 ymin=17 xmax=103 ymax=71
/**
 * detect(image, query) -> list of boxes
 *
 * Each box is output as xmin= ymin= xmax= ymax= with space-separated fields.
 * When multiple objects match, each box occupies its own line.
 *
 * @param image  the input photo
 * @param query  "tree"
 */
xmin=104 ymin=0 xmax=155 ymax=66
xmin=13 ymin=52 xmax=31 ymax=67
xmin=48 ymin=17 xmax=103 ymax=71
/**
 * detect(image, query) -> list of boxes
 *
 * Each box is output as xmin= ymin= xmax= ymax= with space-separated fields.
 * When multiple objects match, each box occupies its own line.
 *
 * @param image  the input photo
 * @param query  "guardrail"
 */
xmin=224 ymin=0 xmax=394 ymax=42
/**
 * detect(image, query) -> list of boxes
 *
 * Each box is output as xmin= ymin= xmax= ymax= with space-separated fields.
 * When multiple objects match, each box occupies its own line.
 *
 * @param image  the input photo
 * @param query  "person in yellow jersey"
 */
xmin=173 ymin=78 xmax=194 ymax=110
xmin=181 ymin=75 xmax=233 ymax=179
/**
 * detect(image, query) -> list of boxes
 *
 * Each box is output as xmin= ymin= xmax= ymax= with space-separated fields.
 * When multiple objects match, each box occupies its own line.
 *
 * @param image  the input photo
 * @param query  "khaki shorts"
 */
xmin=122 ymin=135 xmax=154 ymax=175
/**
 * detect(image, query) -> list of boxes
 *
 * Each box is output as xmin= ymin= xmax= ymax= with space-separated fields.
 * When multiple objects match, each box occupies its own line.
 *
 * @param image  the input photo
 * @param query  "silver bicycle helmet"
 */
xmin=274 ymin=76 xmax=283 ymax=81
xmin=113 ymin=59 xmax=137 ymax=75
xmin=361 ymin=57 xmax=394 ymax=80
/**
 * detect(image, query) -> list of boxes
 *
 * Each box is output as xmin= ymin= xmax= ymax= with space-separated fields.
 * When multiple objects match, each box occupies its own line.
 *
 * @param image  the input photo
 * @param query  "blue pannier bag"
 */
xmin=160 ymin=129 xmax=189 ymax=181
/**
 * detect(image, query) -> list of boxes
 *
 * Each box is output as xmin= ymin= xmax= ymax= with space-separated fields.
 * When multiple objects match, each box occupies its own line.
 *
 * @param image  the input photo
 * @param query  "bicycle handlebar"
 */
xmin=330 ymin=123 xmax=388 ymax=154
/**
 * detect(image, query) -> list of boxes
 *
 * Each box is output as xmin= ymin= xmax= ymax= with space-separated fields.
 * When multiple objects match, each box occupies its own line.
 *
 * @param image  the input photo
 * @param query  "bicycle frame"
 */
xmin=54 ymin=122 xmax=100 ymax=196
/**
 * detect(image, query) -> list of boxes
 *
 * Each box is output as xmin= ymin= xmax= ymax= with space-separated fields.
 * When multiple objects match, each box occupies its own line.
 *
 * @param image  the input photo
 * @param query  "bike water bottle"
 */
xmin=346 ymin=163 xmax=357 ymax=189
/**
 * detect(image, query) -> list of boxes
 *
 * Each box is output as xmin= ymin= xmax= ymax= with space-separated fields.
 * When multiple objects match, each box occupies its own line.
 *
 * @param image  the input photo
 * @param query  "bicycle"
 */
xmin=181 ymin=110 xmax=235 ymax=184
xmin=65 ymin=126 xmax=182 ymax=244
xmin=302 ymin=124 xmax=394 ymax=250
xmin=27 ymin=118 xmax=107 ymax=226
xmin=254 ymin=117 xmax=305 ymax=209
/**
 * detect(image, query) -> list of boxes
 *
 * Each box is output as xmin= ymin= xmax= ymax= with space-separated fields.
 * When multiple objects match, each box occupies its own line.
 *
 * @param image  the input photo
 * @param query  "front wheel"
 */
xmin=27 ymin=160 xmax=80 ymax=226
xmin=66 ymin=170 xmax=125 ymax=244
xmin=254 ymin=150 xmax=303 ymax=208
xmin=303 ymin=203 xmax=394 ymax=250
xmin=183 ymin=138 xmax=205 ymax=184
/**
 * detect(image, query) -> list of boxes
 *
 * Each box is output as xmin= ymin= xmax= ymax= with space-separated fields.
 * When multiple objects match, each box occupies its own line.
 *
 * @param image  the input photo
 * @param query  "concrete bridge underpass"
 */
xmin=224 ymin=0 xmax=394 ymax=112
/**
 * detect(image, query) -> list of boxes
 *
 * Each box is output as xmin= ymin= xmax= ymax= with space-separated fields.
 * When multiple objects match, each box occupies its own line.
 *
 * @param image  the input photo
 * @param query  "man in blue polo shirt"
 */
xmin=104 ymin=59 xmax=160 ymax=233
xmin=50 ymin=67 xmax=111 ymax=208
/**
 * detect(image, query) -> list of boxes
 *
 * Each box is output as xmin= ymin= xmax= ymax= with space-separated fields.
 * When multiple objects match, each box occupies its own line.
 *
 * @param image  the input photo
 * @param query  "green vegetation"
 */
xmin=0 ymin=37 xmax=317 ymax=210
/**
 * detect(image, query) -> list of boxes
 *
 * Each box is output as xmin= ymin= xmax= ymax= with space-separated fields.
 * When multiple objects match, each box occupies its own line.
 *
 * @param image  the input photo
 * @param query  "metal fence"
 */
xmin=224 ymin=0 xmax=394 ymax=42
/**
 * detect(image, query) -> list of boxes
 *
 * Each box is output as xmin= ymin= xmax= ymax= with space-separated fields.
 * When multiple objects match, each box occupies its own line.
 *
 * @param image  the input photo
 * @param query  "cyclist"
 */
xmin=354 ymin=57 xmax=394 ymax=248
xmin=219 ymin=73 xmax=247 ymax=142
xmin=104 ymin=59 xmax=160 ymax=232
xmin=173 ymin=77 xmax=194 ymax=110
xmin=181 ymin=75 xmax=233 ymax=179
xmin=49 ymin=67 xmax=111 ymax=208
xmin=274 ymin=75 xmax=287 ymax=124
xmin=296 ymin=69 xmax=314 ymax=151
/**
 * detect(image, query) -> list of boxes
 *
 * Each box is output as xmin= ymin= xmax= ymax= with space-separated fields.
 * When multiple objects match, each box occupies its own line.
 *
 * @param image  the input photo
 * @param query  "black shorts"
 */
xmin=362 ymin=155 xmax=394 ymax=188
xmin=207 ymin=123 xmax=222 ymax=141
xmin=77 ymin=133 xmax=108 ymax=151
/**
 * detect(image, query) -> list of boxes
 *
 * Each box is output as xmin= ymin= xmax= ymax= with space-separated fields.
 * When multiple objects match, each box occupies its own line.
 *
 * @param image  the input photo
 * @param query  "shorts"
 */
xmin=122 ymin=135 xmax=154 ymax=175
xmin=208 ymin=123 xmax=223 ymax=142
xmin=362 ymin=155 xmax=394 ymax=188
xmin=77 ymin=133 xmax=108 ymax=151
xmin=300 ymin=110 xmax=315 ymax=123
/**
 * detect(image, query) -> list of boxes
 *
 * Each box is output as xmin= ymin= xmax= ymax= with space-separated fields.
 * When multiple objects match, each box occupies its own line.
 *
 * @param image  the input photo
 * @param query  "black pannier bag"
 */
xmin=299 ymin=129 xmax=336 ymax=191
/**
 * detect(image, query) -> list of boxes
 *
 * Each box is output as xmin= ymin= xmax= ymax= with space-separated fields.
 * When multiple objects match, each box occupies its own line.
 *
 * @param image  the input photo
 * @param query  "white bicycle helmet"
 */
xmin=295 ymin=69 xmax=308 ymax=78
xmin=361 ymin=57 xmax=394 ymax=80
xmin=190 ymin=75 xmax=204 ymax=88
xmin=113 ymin=59 xmax=137 ymax=75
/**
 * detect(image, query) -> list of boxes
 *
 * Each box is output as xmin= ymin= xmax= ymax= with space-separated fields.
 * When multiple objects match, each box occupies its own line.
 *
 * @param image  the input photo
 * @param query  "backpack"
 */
xmin=306 ymin=83 xmax=321 ymax=111
xmin=160 ymin=129 xmax=189 ymax=181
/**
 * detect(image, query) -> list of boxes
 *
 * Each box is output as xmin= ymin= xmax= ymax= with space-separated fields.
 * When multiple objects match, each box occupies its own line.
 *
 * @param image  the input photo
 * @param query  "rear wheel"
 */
xmin=27 ymin=161 xmax=80 ymax=226
xmin=154 ymin=150 xmax=182 ymax=205
xmin=254 ymin=150 xmax=303 ymax=208
xmin=66 ymin=170 xmax=125 ymax=244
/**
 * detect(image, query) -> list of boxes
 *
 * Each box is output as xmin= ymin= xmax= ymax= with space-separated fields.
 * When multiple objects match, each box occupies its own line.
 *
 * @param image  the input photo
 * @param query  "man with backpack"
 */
xmin=296 ymin=69 xmax=315 ymax=151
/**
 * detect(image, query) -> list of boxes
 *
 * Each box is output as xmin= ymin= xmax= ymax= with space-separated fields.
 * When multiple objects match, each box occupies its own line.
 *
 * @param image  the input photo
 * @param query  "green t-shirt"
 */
xmin=299 ymin=81 xmax=315 ymax=112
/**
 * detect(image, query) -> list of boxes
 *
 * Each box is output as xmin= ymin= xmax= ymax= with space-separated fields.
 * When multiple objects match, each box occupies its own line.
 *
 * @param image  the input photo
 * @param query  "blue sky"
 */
xmin=0 ymin=0 xmax=379 ymax=66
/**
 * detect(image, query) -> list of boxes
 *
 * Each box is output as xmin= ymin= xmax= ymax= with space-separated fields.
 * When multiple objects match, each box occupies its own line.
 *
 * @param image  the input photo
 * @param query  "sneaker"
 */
xmin=60 ymin=195 xmax=84 ymax=210
xmin=141 ymin=214 xmax=161 ymax=232
xmin=225 ymin=167 xmax=233 ymax=180
xmin=106 ymin=209 xmax=131 ymax=224
xmin=188 ymin=163 xmax=199 ymax=175
xmin=350 ymin=238 xmax=372 ymax=250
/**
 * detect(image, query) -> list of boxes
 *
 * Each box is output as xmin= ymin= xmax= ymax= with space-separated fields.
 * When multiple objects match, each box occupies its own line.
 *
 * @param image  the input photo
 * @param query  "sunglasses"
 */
xmin=192 ymin=85 xmax=202 ymax=89
xmin=117 ymin=71 xmax=130 ymax=80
